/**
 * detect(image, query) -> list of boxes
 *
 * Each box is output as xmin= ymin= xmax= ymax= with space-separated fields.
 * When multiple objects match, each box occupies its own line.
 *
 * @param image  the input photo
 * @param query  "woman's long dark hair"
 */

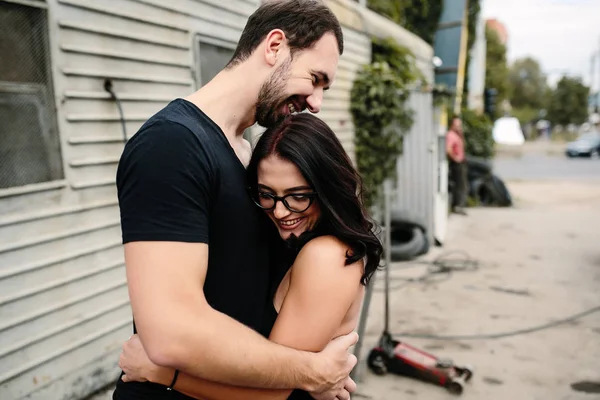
xmin=246 ymin=113 xmax=383 ymax=285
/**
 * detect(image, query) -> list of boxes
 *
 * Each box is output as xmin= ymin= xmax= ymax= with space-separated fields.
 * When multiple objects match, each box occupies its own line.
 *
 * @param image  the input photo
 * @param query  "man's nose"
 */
xmin=306 ymin=89 xmax=323 ymax=113
xmin=273 ymin=201 xmax=291 ymax=220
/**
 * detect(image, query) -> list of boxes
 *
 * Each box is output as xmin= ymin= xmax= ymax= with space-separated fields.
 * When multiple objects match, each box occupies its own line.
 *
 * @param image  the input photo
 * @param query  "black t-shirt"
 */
xmin=112 ymin=99 xmax=273 ymax=399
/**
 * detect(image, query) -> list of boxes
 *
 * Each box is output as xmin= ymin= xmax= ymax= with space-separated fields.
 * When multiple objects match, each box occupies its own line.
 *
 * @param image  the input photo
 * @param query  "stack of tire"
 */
xmin=466 ymin=156 xmax=512 ymax=207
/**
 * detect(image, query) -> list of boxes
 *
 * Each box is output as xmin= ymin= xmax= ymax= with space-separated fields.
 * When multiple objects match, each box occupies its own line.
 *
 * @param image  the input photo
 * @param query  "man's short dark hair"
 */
xmin=228 ymin=0 xmax=344 ymax=67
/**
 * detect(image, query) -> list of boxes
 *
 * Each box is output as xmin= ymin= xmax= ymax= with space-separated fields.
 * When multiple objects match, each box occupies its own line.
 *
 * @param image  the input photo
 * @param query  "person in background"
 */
xmin=447 ymin=116 xmax=468 ymax=215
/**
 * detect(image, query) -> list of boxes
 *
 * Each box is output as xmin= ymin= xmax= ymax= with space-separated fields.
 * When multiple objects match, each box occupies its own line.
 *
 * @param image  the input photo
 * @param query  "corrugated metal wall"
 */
xmin=0 ymin=0 xmax=259 ymax=399
xmin=395 ymin=92 xmax=436 ymax=239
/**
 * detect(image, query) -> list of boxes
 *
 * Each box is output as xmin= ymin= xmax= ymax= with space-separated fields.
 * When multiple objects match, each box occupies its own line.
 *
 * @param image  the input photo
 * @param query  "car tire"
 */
xmin=390 ymin=226 xmax=427 ymax=261
xmin=490 ymin=175 xmax=512 ymax=206
xmin=476 ymin=175 xmax=512 ymax=207
xmin=388 ymin=210 xmax=429 ymax=261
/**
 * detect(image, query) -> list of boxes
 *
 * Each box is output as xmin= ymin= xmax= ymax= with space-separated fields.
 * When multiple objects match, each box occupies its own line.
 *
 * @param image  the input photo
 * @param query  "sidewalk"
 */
xmin=353 ymin=180 xmax=600 ymax=399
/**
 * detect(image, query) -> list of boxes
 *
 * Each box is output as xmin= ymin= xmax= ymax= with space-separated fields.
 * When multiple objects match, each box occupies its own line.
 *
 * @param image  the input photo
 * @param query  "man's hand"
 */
xmin=308 ymin=332 xmax=358 ymax=394
xmin=119 ymin=334 xmax=174 ymax=385
xmin=310 ymin=377 xmax=357 ymax=400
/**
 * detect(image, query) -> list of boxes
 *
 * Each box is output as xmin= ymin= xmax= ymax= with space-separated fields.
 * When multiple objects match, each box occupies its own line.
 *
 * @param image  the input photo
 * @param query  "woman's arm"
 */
xmin=121 ymin=235 xmax=363 ymax=400
xmin=267 ymin=236 xmax=364 ymax=352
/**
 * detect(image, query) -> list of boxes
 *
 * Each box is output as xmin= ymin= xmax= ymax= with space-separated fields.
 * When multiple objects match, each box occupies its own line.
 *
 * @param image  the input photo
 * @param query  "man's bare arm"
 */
xmin=125 ymin=236 xmax=361 ymax=400
xmin=125 ymin=240 xmax=355 ymax=392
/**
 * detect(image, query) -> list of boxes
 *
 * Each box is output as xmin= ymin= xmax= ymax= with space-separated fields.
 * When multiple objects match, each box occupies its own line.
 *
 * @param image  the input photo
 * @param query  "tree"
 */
xmin=367 ymin=0 xmax=402 ymax=25
xmin=367 ymin=0 xmax=443 ymax=45
xmin=484 ymin=26 xmax=509 ymax=119
xmin=508 ymin=57 xmax=547 ymax=110
xmin=547 ymin=77 xmax=589 ymax=126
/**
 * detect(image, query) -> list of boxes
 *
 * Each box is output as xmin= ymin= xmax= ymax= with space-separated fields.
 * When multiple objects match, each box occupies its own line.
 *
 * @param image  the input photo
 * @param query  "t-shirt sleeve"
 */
xmin=116 ymin=119 xmax=215 ymax=244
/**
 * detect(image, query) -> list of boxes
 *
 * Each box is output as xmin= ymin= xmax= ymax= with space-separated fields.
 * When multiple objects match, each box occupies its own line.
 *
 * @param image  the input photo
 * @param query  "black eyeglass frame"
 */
xmin=248 ymin=188 xmax=318 ymax=213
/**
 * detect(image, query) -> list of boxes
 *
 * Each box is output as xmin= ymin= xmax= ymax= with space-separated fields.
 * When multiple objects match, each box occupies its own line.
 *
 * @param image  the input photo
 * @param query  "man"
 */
xmin=112 ymin=1 xmax=358 ymax=400
xmin=447 ymin=116 xmax=468 ymax=215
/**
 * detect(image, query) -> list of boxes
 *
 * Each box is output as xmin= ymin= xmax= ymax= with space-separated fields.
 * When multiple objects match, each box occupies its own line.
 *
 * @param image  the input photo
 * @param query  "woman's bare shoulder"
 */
xmin=294 ymin=235 xmax=363 ymax=274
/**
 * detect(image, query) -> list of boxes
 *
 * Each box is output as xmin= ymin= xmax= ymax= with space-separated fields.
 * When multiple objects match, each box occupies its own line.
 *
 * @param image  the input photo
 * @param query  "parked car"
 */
xmin=565 ymin=133 xmax=600 ymax=158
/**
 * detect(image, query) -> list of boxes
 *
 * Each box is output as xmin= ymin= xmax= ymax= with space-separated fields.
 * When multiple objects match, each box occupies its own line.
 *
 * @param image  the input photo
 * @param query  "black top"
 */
xmin=113 ymin=99 xmax=273 ymax=399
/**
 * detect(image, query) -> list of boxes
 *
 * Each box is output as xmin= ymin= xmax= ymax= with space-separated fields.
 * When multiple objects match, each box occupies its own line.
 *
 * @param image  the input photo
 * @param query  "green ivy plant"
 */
xmin=460 ymin=108 xmax=495 ymax=159
xmin=351 ymin=38 xmax=419 ymax=208
xmin=372 ymin=37 xmax=423 ymax=84
xmin=367 ymin=0 xmax=443 ymax=46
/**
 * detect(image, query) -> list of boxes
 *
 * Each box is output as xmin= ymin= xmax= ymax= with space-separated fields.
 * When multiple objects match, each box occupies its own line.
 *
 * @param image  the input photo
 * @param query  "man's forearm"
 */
xmin=155 ymin=306 xmax=318 ymax=392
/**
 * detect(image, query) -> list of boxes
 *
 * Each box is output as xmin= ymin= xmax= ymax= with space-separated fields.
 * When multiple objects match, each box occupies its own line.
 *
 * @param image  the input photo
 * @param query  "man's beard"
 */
xmin=255 ymin=57 xmax=293 ymax=128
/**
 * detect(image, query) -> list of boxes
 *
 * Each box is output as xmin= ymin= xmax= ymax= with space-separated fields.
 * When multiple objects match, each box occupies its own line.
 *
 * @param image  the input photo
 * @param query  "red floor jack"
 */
xmin=364 ymin=185 xmax=474 ymax=395
xmin=366 ymin=331 xmax=473 ymax=395
xmin=366 ymin=266 xmax=474 ymax=395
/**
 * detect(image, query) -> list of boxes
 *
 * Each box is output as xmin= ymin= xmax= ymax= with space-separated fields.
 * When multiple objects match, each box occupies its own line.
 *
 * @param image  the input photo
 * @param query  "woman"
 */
xmin=117 ymin=113 xmax=383 ymax=400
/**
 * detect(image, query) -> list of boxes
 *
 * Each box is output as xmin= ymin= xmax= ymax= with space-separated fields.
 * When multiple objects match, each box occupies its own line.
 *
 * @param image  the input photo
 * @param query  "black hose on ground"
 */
xmin=373 ymin=250 xmax=599 ymax=341
xmin=374 ymin=250 xmax=479 ymax=291
xmin=393 ymin=304 xmax=600 ymax=341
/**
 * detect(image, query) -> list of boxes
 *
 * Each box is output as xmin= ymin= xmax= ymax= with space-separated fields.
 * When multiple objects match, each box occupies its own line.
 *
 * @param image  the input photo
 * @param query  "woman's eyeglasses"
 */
xmin=249 ymin=190 xmax=318 ymax=213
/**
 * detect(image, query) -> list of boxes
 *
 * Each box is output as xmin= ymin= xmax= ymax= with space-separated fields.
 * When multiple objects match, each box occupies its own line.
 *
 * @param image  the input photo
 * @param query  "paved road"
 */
xmin=493 ymin=152 xmax=600 ymax=182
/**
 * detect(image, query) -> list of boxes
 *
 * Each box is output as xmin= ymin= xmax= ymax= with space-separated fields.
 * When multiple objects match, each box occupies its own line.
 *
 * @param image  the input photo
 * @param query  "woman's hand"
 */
xmin=119 ymin=334 xmax=174 ymax=385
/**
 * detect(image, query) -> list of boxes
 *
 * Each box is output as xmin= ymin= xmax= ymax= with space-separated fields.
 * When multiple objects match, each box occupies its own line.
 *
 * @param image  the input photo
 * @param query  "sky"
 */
xmin=481 ymin=0 xmax=600 ymax=90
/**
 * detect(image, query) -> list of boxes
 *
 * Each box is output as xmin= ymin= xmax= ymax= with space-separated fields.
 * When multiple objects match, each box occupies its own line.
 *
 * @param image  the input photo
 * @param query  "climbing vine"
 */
xmin=460 ymin=108 xmax=495 ymax=159
xmin=367 ymin=0 xmax=443 ymax=46
xmin=350 ymin=37 xmax=421 ymax=208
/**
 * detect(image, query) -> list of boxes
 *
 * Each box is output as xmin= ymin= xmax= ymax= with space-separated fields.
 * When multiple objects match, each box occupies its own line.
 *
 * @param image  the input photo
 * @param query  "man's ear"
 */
xmin=263 ymin=29 xmax=287 ymax=67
